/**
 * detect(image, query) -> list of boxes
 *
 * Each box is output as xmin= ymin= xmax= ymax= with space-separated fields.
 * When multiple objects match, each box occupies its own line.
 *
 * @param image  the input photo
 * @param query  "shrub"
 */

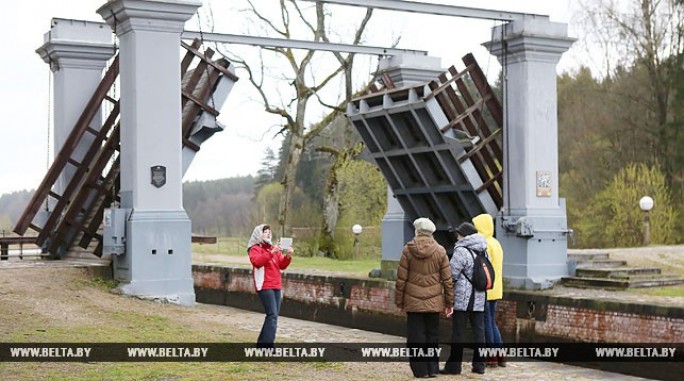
xmin=577 ymin=162 xmax=679 ymax=247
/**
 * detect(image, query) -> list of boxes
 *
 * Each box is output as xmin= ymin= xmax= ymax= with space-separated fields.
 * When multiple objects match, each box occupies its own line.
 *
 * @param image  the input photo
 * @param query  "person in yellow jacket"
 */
xmin=472 ymin=214 xmax=506 ymax=367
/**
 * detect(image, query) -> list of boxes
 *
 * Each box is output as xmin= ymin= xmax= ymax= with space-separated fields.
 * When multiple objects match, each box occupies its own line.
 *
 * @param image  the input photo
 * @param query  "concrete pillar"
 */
xmin=98 ymin=0 xmax=201 ymax=305
xmin=379 ymin=187 xmax=413 ymax=278
xmin=375 ymin=54 xmax=442 ymax=278
xmin=483 ymin=16 xmax=575 ymax=289
xmin=36 ymin=18 xmax=114 ymax=195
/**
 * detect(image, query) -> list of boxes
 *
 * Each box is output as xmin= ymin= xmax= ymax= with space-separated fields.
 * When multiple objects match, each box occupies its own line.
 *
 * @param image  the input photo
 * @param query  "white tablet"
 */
xmin=280 ymin=237 xmax=293 ymax=250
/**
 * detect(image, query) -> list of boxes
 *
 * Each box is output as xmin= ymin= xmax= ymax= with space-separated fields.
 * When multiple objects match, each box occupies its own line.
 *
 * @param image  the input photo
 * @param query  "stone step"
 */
xmin=575 ymin=259 xmax=628 ymax=268
xmin=575 ymin=267 xmax=662 ymax=279
xmin=567 ymin=252 xmax=610 ymax=261
xmin=561 ymin=275 xmax=684 ymax=289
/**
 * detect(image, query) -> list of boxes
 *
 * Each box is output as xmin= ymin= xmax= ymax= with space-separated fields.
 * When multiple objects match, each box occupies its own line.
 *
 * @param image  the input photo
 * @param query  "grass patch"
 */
xmin=8 ymin=313 xmax=217 ymax=343
xmin=629 ymin=284 xmax=684 ymax=297
xmin=193 ymin=235 xmax=383 ymax=260
xmin=0 ymin=360 xmax=278 ymax=381
xmin=193 ymin=236 xmax=382 ymax=277
xmin=286 ymin=256 xmax=379 ymax=277
xmin=78 ymin=277 xmax=119 ymax=290
xmin=0 ymin=274 xmax=277 ymax=381
xmin=193 ymin=252 xmax=380 ymax=278
xmin=74 ymin=362 xmax=260 ymax=381
xmin=192 ymin=237 xmax=245 ymax=256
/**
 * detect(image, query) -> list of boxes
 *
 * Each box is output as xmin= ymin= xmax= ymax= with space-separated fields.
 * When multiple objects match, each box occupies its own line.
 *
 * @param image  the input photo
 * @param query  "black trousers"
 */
xmin=406 ymin=312 xmax=440 ymax=378
xmin=443 ymin=311 xmax=485 ymax=373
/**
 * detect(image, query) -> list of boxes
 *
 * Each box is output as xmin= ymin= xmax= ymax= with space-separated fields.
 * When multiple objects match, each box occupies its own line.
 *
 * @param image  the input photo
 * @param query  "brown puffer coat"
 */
xmin=395 ymin=234 xmax=454 ymax=312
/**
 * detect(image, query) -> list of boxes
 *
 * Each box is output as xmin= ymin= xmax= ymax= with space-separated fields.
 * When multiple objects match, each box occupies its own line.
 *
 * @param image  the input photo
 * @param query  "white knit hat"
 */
xmin=413 ymin=217 xmax=436 ymax=234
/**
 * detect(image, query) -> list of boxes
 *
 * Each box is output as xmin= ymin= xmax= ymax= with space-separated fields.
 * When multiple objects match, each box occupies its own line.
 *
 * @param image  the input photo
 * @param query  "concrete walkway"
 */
xmin=243 ymin=304 xmax=651 ymax=381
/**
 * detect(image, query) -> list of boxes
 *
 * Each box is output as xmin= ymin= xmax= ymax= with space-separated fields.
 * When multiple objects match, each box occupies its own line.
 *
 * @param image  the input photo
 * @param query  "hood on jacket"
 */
xmin=247 ymin=224 xmax=266 ymax=250
xmin=454 ymin=232 xmax=487 ymax=252
xmin=473 ymin=214 xmax=494 ymax=238
xmin=407 ymin=235 xmax=442 ymax=259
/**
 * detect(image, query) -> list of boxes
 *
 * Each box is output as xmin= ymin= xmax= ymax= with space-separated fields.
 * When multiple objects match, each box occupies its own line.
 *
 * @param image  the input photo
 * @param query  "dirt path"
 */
xmin=600 ymin=246 xmax=684 ymax=272
xmin=0 ymin=266 xmax=657 ymax=380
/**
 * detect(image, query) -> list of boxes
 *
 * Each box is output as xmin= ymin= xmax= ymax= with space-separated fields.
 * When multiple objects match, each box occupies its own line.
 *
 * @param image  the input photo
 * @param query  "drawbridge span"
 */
xmin=14 ymin=39 xmax=237 ymax=258
xmin=348 ymin=54 xmax=503 ymax=248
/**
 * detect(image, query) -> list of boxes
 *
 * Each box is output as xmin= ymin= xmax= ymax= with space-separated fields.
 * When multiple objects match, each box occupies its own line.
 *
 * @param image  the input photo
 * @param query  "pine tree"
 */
xmin=255 ymin=147 xmax=278 ymax=192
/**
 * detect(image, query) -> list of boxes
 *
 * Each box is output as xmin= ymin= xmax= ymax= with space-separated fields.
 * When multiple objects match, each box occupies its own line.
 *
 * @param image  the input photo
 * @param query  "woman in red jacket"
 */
xmin=248 ymin=224 xmax=293 ymax=346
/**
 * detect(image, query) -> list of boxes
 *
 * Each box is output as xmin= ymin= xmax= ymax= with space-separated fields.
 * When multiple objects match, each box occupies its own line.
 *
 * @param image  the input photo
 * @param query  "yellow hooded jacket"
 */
xmin=472 ymin=214 xmax=503 ymax=300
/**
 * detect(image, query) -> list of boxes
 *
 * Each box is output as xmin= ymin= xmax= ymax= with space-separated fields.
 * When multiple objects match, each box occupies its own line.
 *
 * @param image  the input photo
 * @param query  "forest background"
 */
xmin=0 ymin=0 xmax=683 ymax=258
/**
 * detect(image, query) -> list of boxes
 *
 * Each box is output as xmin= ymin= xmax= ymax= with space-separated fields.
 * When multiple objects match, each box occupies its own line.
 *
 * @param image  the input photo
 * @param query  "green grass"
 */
xmin=78 ymin=277 xmax=120 ymax=290
xmin=629 ymin=284 xmax=684 ymax=297
xmin=285 ymin=256 xmax=380 ymax=277
xmin=7 ymin=313 xmax=215 ymax=343
xmin=0 ymin=273 xmax=341 ymax=381
xmin=193 ymin=235 xmax=383 ymax=259
xmin=0 ymin=361 xmax=309 ymax=381
xmin=194 ymin=252 xmax=381 ymax=278
xmin=192 ymin=237 xmax=245 ymax=256
xmin=193 ymin=236 xmax=383 ymax=277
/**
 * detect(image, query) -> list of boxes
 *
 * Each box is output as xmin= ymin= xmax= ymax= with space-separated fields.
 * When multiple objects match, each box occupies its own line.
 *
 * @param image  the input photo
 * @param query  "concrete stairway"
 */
xmin=562 ymin=252 xmax=684 ymax=289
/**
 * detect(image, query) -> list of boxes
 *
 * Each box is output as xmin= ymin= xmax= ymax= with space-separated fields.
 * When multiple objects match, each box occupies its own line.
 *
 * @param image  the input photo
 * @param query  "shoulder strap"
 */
xmin=463 ymin=247 xmax=478 ymax=258
xmin=461 ymin=270 xmax=473 ymax=284
xmin=460 ymin=248 xmax=488 ymax=294
xmin=459 ymin=247 xmax=477 ymax=284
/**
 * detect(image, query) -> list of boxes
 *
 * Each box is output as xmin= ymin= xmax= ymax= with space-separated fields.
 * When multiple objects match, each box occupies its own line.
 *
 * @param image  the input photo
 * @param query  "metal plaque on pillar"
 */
xmin=151 ymin=165 xmax=166 ymax=188
xmin=536 ymin=170 xmax=551 ymax=197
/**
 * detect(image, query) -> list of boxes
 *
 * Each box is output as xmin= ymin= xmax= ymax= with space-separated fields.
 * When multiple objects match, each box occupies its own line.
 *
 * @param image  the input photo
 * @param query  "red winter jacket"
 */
xmin=248 ymin=242 xmax=292 ymax=291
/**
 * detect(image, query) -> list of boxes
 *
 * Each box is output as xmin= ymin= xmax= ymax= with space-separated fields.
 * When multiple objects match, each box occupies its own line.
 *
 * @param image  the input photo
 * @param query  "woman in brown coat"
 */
xmin=396 ymin=217 xmax=454 ymax=378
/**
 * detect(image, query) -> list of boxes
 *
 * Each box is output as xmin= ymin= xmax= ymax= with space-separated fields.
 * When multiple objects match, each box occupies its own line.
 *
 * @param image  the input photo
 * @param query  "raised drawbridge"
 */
xmin=13 ymin=40 xmax=237 ymax=259
xmin=347 ymin=54 xmax=503 ymax=248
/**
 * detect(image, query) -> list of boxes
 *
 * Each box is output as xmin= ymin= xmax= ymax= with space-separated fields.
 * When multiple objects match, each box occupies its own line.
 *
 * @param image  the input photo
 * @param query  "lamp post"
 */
xmin=639 ymin=196 xmax=654 ymax=246
xmin=352 ymin=224 xmax=363 ymax=259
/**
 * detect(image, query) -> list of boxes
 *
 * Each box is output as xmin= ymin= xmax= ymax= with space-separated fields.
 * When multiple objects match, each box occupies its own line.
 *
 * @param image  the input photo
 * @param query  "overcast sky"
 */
xmin=0 ymin=0 xmax=583 ymax=197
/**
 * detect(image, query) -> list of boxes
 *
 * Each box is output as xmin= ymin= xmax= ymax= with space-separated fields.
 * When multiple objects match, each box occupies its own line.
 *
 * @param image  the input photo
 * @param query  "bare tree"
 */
xmin=212 ymin=0 xmax=373 ymax=236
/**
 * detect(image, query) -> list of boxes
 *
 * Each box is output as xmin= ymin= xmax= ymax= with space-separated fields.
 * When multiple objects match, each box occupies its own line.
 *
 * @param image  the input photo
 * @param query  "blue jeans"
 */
xmin=484 ymin=300 xmax=503 ymax=347
xmin=257 ymin=289 xmax=282 ymax=346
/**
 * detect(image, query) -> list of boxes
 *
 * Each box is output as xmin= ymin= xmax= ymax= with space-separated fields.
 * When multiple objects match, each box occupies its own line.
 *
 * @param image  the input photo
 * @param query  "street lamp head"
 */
xmin=352 ymin=224 xmax=363 ymax=235
xmin=639 ymin=196 xmax=654 ymax=212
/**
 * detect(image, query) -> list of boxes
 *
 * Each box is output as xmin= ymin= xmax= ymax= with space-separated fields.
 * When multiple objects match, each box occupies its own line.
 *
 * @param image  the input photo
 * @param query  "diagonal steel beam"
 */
xmin=181 ymin=31 xmax=428 ymax=56
xmin=299 ymin=0 xmax=548 ymax=22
